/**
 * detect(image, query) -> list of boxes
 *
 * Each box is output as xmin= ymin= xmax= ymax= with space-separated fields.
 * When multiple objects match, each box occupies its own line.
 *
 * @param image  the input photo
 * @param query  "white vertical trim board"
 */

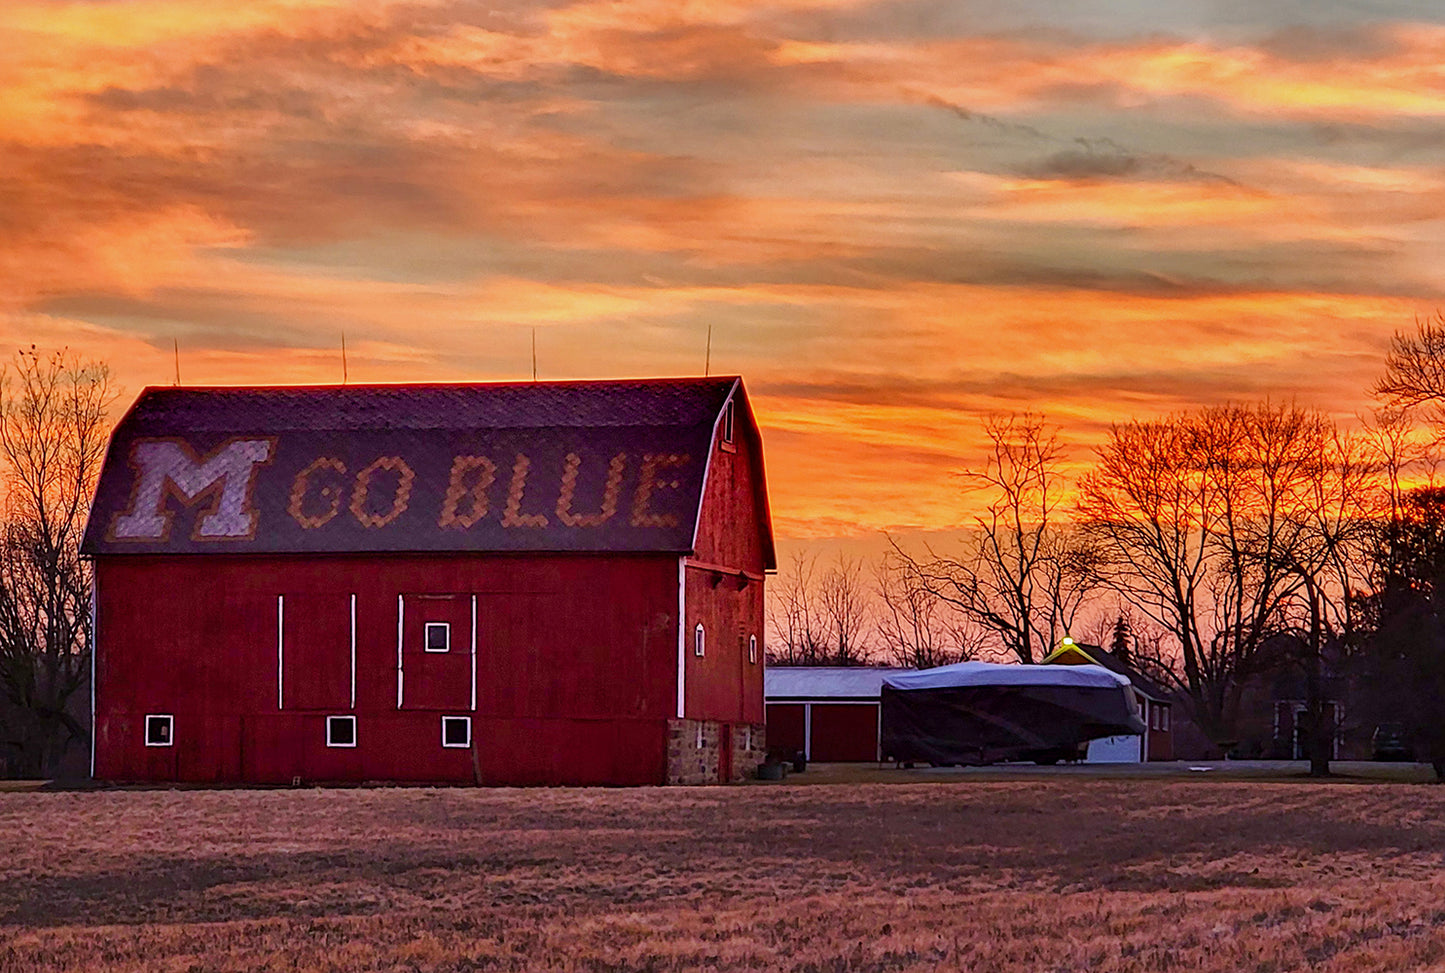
xmin=276 ymin=595 xmax=285 ymax=710
xmin=349 ymin=593 xmax=357 ymax=710
xmin=676 ymin=558 xmax=687 ymax=719
xmin=470 ymin=594 xmax=478 ymax=712
xmin=804 ymin=702 xmax=812 ymax=760
xmin=396 ymin=594 xmax=405 ymax=709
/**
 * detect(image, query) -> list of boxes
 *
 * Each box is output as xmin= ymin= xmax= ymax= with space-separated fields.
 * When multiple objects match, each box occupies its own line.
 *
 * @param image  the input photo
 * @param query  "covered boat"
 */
xmin=880 ymin=661 xmax=1148 ymax=766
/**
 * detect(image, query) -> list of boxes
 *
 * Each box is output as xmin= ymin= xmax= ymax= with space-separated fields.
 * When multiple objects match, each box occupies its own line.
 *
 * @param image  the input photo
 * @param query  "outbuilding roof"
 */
xmin=764 ymin=667 xmax=910 ymax=700
xmin=81 ymin=376 xmax=774 ymax=562
xmin=1040 ymin=641 xmax=1173 ymax=703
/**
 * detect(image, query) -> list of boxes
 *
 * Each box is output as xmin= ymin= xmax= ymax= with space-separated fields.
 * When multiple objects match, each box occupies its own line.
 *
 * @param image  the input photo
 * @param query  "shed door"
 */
xmin=809 ymin=704 xmax=880 ymax=761
xmin=766 ymin=704 xmax=806 ymax=756
xmin=282 ymin=593 xmax=352 ymax=711
xmin=400 ymin=593 xmax=473 ymax=711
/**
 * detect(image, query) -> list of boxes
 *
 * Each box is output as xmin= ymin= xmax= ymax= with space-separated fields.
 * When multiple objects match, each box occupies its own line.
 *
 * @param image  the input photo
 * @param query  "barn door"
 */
xmin=718 ymin=722 xmax=733 ymax=783
xmin=399 ymin=593 xmax=474 ymax=711
xmin=281 ymin=593 xmax=353 ymax=711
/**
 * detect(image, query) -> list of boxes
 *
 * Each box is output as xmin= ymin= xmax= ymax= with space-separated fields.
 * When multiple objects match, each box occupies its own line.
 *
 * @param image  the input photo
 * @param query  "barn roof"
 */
xmin=81 ymin=376 xmax=774 ymax=564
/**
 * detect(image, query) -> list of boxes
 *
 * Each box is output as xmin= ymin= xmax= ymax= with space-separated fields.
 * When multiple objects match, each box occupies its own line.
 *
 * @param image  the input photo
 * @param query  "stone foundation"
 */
xmin=666 ymin=719 xmax=768 ymax=784
xmin=730 ymin=722 xmax=767 ymax=782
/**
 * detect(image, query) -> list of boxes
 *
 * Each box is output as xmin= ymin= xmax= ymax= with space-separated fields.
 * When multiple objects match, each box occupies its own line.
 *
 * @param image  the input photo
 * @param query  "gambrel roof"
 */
xmin=81 ymin=377 xmax=774 ymax=564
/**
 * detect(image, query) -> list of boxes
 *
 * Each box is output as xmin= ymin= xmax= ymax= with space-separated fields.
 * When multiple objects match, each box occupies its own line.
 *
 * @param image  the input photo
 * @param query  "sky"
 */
xmin=4 ymin=0 xmax=1445 ymax=542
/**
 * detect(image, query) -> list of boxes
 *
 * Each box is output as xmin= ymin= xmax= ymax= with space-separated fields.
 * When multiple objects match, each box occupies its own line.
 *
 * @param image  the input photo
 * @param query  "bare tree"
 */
xmin=1261 ymin=426 xmax=1381 ymax=776
xmin=1077 ymin=402 xmax=1372 ymax=752
xmin=0 ymin=349 xmax=114 ymax=777
xmin=816 ymin=554 xmax=873 ymax=665
xmin=766 ymin=552 xmax=875 ymax=665
xmin=1375 ymin=311 xmax=1445 ymax=415
xmin=900 ymin=413 xmax=1098 ymax=664
xmin=765 ymin=551 xmax=827 ymax=665
xmin=874 ymin=551 xmax=980 ymax=669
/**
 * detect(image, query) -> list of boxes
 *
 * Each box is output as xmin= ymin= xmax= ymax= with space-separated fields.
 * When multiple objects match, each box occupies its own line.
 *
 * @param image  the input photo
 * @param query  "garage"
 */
xmin=765 ymin=667 xmax=906 ymax=762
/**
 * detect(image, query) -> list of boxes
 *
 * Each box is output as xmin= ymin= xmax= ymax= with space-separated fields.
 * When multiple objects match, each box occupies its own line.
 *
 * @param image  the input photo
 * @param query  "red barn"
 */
xmin=81 ymin=377 xmax=774 ymax=786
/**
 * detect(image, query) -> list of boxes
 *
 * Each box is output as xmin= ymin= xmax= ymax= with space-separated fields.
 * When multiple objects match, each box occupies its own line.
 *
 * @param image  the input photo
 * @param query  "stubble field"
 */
xmin=3 ymin=777 xmax=1445 ymax=972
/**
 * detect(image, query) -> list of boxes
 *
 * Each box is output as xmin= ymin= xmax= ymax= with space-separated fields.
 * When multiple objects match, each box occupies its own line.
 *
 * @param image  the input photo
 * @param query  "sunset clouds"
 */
xmin=3 ymin=0 xmax=1444 ymax=536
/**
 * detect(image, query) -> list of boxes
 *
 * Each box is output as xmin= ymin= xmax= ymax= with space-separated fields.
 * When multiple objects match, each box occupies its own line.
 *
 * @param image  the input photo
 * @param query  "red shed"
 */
xmin=82 ymin=377 xmax=774 ymax=786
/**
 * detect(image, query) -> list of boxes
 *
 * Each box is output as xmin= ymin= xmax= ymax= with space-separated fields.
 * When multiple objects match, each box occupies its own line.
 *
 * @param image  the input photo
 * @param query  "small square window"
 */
xmin=694 ymin=623 xmax=705 ymax=657
xmin=326 ymin=715 xmax=357 ymax=748
xmin=748 ymin=635 xmax=757 ymax=665
xmin=424 ymin=622 xmax=450 ymax=653
xmin=145 ymin=714 xmax=173 ymax=747
xmin=441 ymin=716 xmax=472 ymax=748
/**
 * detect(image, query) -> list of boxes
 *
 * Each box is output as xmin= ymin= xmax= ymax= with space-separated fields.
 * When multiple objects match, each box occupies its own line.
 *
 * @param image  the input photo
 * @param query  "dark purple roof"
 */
xmin=81 ymin=377 xmax=769 ymax=560
xmin=1066 ymin=643 xmax=1173 ymax=702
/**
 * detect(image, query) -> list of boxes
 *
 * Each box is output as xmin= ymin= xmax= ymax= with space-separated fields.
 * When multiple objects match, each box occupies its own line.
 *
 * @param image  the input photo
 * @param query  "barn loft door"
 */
xmin=280 ymin=593 xmax=353 ymax=711
xmin=399 ymin=593 xmax=474 ymax=711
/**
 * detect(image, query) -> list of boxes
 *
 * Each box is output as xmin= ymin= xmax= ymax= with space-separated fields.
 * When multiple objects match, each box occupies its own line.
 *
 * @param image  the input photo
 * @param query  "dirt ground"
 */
xmin=3 ymin=774 xmax=1445 ymax=971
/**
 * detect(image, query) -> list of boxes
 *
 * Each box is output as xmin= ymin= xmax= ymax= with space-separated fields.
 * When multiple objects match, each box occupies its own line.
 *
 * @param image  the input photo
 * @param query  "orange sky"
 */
xmin=4 ymin=0 xmax=1444 ymax=541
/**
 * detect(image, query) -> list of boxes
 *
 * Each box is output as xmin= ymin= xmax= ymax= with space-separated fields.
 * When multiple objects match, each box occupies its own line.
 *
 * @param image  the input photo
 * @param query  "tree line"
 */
xmin=10 ymin=318 xmax=1445 ymax=777
xmin=769 ymin=313 xmax=1445 ymax=778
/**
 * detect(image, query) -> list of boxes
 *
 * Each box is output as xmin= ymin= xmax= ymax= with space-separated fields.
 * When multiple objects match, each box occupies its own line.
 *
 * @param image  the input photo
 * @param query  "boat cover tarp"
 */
xmin=880 ymin=661 xmax=1148 ymax=765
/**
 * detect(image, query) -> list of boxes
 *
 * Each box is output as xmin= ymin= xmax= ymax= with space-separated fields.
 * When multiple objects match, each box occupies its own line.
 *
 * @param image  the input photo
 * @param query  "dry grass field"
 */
xmin=3 ymin=777 xmax=1445 ymax=972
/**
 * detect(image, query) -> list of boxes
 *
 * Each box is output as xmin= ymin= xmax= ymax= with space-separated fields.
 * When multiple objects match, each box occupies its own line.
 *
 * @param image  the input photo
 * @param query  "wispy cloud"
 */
xmin=1 ymin=0 xmax=1442 ymax=536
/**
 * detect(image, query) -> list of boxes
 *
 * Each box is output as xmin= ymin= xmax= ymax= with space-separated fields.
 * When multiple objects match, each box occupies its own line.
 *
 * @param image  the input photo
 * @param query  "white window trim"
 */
xmin=326 ymin=715 xmax=358 ymax=748
xmin=748 ymin=634 xmax=757 ymax=665
xmin=694 ymin=622 xmax=705 ymax=658
xmin=441 ymin=715 xmax=472 ymax=749
xmin=144 ymin=714 xmax=174 ymax=748
xmin=722 ymin=399 xmax=735 ymax=444
xmin=424 ymin=621 xmax=451 ymax=653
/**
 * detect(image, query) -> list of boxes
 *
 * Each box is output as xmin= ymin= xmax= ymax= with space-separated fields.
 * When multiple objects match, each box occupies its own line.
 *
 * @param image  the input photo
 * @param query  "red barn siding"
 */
xmin=681 ymin=406 xmax=768 ymax=727
xmin=684 ymin=565 xmax=764 ymax=724
xmin=94 ymin=553 xmax=678 ymax=785
xmin=691 ymin=410 xmax=767 ymax=575
xmin=282 ymin=594 xmax=351 ymax=711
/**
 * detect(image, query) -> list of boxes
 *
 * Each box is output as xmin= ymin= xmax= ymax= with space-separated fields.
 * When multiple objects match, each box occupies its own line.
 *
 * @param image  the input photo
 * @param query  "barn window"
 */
xmin=326 ymin=715 xmax=357 ymax=748
xmin=441 ymin=716 xmax=471 ymax=748
xmin=695 ymin=724 xmax=704 ymax=749
xmin=748 ymin=635 xmax=757 ymax=665
xmin=424 ymin=622 xmax=450 ymax=653
xmin=144 ymin=714 xmax=173 ymax=747
xmin=722 ymin=399 xmax=735 ymax=445
xmin=1161 ymin=707 xmax=1170 ymax=731
xmin=694 ymin=622 xmax=705 ymax=657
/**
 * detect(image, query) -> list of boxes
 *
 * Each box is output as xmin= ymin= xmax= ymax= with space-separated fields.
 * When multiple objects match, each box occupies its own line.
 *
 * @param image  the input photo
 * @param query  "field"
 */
xmin=3 ymin=774 xmax=1445 ymax=971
